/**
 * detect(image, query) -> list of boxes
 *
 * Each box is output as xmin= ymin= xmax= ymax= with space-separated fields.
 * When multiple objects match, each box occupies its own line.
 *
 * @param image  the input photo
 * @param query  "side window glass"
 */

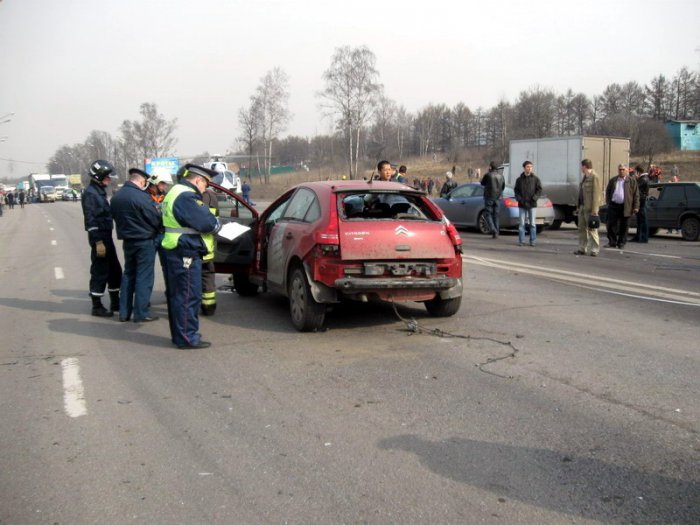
xmin=304 ymin=198 xmax=321 ymax=222
xmin=283 ymin=188 xmax=318 ymax=221
xmin=267 ymin=198 xmax=290 ymax=223
xmin=663 ymin=186 xmax=684 ymax=201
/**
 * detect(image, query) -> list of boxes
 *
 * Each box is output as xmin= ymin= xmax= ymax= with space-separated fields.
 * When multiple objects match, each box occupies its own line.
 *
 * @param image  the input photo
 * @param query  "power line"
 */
xmin=0 ymin=157 xmax=47 ymax=165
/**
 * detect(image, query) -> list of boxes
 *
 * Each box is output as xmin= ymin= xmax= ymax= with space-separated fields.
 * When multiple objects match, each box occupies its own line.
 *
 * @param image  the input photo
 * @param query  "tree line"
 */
xmin=47 ymin=45 xmax=698 ymax=181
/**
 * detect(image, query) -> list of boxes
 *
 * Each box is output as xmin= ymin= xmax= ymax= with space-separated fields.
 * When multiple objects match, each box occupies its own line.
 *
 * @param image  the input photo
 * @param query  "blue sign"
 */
xmin=144 ymin=157 xmax=180 ymax=175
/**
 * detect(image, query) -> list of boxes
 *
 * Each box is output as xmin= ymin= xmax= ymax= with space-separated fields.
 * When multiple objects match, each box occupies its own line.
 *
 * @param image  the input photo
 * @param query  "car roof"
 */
xmin=293 ymin=180 xmax=424 ymax=193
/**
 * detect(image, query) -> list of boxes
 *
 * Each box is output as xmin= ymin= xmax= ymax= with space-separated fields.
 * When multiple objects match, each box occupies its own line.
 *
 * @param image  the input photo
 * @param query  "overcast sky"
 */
xmin=1 ymin=0 xmax=698 ymax=179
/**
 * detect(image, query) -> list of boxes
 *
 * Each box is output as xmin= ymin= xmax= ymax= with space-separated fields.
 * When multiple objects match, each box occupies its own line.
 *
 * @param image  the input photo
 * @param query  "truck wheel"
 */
xmin=681 ymin=217 xmax=699 ymax=242
xmin=549 ymin=219 xmax=562 ymax=230
xmin=233 ymin=273 xmax=259 ymax=296
xmin=288 ymin=266 xmax=326 ymax=332
xmin=477 ymin=212 xmax=490 ymax=234
xmin=424 ymin=295 xmax=462 ymax=317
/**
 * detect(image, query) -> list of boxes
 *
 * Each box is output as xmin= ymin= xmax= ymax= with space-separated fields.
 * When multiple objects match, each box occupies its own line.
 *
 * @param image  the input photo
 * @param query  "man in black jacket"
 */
xmin=630 ymin=165 xmax=650 ymax=243
xmin=480 ymin=161 xmax=505 ymax=238
xmin=514 ymin=161 xmax=543 ymax=246
xmin=110 ymin=168 xmax=163 ymax=322
xmin=81 ymin=160 xmax=123 ymax=316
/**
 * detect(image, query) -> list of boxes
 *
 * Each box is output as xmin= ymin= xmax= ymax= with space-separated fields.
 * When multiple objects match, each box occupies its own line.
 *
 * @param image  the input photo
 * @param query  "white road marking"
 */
xmin=49 ymin=227 xmax=54 ymax=231
xmin=61 ymin=358 xmax=87 ymax=418
xmin=54 ymin=267 xmax=64 ymax=280
xmin=51 ymin=240 xmax=57 ymax=246
xmin=465 ymin=255 xmax=700 ymax=306
xmin=618 ymin=250 xmax=681 ymax=259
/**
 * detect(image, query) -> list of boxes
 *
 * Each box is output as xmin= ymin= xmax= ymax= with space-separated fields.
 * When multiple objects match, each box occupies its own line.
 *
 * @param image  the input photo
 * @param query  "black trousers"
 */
xmin=606 ymin=203 xmax=629 ymax=248
xmin=89 ymin=236 xmax=123 ymax=296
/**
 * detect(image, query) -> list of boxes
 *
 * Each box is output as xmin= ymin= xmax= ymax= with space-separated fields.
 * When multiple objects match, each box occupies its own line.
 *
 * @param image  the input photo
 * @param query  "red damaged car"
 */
xmin=213 ymin=180 xmax=463 ymax=331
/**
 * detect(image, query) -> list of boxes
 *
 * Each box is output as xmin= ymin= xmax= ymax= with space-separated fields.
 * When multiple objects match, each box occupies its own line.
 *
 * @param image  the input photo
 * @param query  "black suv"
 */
xmin=601 ymin=182 xmax=700 ymax=241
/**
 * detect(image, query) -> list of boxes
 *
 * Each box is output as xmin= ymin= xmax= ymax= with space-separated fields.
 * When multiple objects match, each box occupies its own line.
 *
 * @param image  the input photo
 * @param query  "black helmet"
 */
xmin=89 ymin=160 xmax=114 ymax=181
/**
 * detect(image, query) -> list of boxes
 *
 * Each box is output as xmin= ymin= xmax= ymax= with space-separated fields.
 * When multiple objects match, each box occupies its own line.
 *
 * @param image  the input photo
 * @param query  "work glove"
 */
xmin=95 ymin=240 xmax=106 ymax=258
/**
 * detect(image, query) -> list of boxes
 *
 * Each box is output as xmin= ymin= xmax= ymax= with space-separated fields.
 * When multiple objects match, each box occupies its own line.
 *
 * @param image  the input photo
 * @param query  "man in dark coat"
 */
xmin=480 ymin=161 xmax=505 ymax=238
xmin=514 ymin=161 xmax=543 ymax=246
xmin=81 ymin=160 xmax=123 ymax=316
xmin=110 ymin=168 xmax=163 ymax=322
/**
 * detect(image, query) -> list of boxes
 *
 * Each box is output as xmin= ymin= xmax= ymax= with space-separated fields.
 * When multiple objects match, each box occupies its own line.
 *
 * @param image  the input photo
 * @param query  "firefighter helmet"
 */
xmin=89 ymin=160 xmax=114 ymax=181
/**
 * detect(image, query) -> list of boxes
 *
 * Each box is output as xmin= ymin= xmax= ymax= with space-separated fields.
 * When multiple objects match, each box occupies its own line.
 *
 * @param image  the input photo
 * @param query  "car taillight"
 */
xmin=315 ymin=196 xmax=340 ymax=254
xmin=542 ymin=199 xmax=553 ymax=208
xmin=503 ymin=198 xmax=519 ymax=207
xmin=444 ymin=218 xmax=463 ymax=253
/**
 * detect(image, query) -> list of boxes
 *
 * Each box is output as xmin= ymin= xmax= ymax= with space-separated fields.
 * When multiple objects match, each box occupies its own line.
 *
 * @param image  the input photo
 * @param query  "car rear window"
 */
xmin=339 ymin=192 xmax=440 ymax=221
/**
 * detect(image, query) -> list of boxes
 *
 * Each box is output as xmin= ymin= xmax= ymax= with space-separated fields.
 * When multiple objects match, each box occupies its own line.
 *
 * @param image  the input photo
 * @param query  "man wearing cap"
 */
xmin=161 ymin=164 xmax=221 ymax=349
xmin=604 ymin=164 xmax=639 ymax=250
xmin=110 ymin=168 xmax=163 ymax=322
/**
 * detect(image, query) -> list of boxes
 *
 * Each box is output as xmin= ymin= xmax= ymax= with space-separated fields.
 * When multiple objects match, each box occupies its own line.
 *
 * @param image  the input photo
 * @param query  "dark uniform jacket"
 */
xmin=82 ymin=181 xmax=113 ymax=244
xmin=110 ymin=181 xmax=162 ymax=241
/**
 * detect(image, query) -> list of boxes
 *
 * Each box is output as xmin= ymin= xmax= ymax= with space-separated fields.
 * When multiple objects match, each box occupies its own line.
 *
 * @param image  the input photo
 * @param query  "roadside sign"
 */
xmin=144 ymin=157 xmax=180 ymax=175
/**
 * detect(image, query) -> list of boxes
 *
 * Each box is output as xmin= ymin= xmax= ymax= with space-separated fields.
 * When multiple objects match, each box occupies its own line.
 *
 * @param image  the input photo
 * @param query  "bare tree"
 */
xmin=119 ymin=102 xmax=178 ymax=166
xmin=255 ymin=68 xmax=291 ymax=182
xmin=237 ymin=97 xmax=262 ymax=181
xmin=633 ymin=118 xmax=673 ymax=164
xmin=319 ymin=46 xmax=382 ymax=178
xmin=645 ymin=75 xmax=670 ymax=121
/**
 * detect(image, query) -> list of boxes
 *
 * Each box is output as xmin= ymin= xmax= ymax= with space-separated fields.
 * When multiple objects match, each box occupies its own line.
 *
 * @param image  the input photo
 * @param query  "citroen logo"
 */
xmin=395 ymin=225 xmax=410 ymax=236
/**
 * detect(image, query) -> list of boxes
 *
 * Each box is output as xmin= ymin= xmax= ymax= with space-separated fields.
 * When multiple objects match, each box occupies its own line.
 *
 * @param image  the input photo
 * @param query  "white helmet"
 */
xmin=149 ymin=172 xmax=172 ymax=186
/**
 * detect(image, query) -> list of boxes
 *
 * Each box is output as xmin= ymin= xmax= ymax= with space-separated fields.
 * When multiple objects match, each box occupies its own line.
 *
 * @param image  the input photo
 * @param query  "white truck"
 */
xmin=503 ymin=136 xmax=630 ymax=229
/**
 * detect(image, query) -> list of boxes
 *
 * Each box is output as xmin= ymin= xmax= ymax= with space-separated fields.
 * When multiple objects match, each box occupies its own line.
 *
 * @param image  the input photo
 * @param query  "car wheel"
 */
xmin=233 ymin=273 xmax=258 ymax=296
xmin=681 ymin=217 xmax=700 ymax=241
xmin=288 ymin=265 xmax=326 ymax=332
xmin=477 ymin=212 xmax=490 ymax=234
xmin=549 ymin=219 xmax=562 ymax=230
xmin=424 ymin=295 xmax=462 ymax=317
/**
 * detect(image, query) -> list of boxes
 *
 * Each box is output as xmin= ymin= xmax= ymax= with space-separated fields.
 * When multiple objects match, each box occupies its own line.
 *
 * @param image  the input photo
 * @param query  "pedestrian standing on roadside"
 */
xmin=81 ymin=160 xmax=123 ymax=316
xmin=574 ymin=159 xmax=603 ymax=257
xmin=110 ymin=168 xmax=162 ymax=323
xmin=630 ymin=165 xmax=650 ymax=243
xmin=439 ymin=172 xmax=457 ymax=198
xmin=7 ymin=191 xmax=14 ymax=210
xmin=604 ymin=164 xmax=639 ymax=250
xmin=480 ymin=161 xmax=505 ymax=238
xmin=18 ymin=189 xmax=26 ymax=208
xmin=514 ymin=161 xmax=543 ymax=246
xmin=0 ymin=191 xmax=5 ymax=216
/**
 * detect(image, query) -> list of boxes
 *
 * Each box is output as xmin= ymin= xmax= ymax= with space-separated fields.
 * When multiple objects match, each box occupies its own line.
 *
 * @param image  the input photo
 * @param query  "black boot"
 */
xmin=201 ymin=304 xmax=216 ymax=316
xmin=109 ymin=291 xmax=120 ymax=312
xmin=91 ymin=295 xmax=113 ymax=317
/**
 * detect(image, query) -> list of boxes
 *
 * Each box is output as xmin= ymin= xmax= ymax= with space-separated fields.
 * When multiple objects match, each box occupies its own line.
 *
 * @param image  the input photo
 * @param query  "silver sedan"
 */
xmin=434 ymin=183 xmax=555 ymax=234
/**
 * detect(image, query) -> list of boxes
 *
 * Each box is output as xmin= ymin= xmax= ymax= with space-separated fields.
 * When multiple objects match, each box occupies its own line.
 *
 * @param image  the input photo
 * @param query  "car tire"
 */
xmin=233 ymin=273 xmax=258 ymax=296
xmin=477 ymin=212 xmax=490 ymax=235
xmin=288 ymin=266 xmax=326 ymax=332
xmin=549 ymin=219 xmax=562 ymax=230
xmin=681 ymin=217 xmax=699 ymax=241
xmin=424 ymin=295 xmax=462 ymax=317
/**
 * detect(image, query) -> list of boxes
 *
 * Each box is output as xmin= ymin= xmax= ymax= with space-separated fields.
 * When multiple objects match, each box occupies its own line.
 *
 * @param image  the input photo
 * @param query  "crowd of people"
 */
xmin=81 ymin=160 xmax=222 ymax=350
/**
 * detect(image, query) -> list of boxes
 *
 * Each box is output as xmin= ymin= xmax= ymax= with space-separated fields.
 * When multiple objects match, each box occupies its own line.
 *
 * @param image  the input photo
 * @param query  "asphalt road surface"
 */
xmin=1 ymin=201 xmax=698 ymax=524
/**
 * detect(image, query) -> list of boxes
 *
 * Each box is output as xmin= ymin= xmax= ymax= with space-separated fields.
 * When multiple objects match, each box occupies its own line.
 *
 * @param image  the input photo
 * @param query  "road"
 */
xmin=1 ymin=201 xmax=698 ymax=524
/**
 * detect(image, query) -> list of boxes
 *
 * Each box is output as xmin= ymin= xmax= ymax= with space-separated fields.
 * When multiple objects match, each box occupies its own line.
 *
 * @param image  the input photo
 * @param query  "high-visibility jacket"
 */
xmin=161 ymin=183 xmax=218 ymax=255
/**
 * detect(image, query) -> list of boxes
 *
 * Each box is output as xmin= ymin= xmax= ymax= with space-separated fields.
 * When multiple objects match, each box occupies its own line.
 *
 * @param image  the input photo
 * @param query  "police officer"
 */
xmin=110 ymin=168 xmax=162 ymax=322
xmin=161 ymin=164 xmax=221 ymax=349
xmin=200 ymin=186 xmax=220 ymax=316
xmin=81 ymin=160 xmax=123 ymax=316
